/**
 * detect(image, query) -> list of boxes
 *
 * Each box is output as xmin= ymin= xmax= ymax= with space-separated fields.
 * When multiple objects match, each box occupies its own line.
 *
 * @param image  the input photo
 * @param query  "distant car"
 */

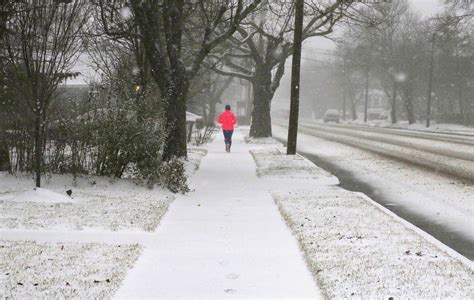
xmin=323 ymin=109 xmax=340 ymax=123
xmin=367 ymin=108 xmax=388 ymax=120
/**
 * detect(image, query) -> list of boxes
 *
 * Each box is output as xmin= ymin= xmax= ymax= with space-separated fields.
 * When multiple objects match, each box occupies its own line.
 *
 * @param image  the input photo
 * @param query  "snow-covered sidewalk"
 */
xmin=115 ymin=129 xmax=321 ymax=299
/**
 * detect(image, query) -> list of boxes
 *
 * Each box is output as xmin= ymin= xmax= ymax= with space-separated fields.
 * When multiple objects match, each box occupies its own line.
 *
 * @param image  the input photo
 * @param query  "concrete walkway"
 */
xmin=115 ymin=129 xmax=321 ymax=299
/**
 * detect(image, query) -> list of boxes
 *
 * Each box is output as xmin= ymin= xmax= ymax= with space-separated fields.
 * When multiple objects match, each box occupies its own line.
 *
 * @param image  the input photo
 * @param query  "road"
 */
xmin=273 ymin=119 xmax=474 ymax=182
xmin=272 ymin=120 xmax=474 ymax=260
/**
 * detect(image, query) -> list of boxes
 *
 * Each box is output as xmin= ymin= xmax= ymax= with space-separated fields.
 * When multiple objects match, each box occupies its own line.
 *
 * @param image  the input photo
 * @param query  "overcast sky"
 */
xmin=304 ymin=0 xmax=444 ymax=53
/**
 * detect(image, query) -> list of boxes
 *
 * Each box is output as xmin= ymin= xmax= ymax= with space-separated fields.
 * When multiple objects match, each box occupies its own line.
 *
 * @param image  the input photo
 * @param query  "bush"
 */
xmin=158 ymin=157 xmax=189 ymax=193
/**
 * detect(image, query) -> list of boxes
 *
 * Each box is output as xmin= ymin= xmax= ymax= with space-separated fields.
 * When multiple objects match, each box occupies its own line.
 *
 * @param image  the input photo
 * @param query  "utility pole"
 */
xmin=342 ymin=57 xmax=346 ymax=121
xmin=426 ymin=32 xmax=435 ymax=128
xmin=287 ymin=0 xmax=304 ymax=155
xmin=364 ymin=65 xmax=370 ymax=123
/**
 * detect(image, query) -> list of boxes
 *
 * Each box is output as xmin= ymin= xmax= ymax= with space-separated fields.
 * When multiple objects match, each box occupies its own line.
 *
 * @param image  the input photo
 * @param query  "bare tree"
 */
xmin=98 ymin=0 xmax=262 ymax=161
xmin=212 ymin=1 xmax=354 ymax=137
xmin=366 ymin=0 xmax=409 ymax=124
xmin=0 ymin=0 xmax=15 ymax=172
xmin=3 ymin=0 xmax=89 ymax=187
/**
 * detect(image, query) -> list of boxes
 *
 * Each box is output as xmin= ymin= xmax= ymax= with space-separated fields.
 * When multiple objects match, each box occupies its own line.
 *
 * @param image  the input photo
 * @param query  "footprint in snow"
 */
xmin=218 ymin=260 xmax=229 ymax=266
xmin=226 ymin=273 xmax=239 ymax=280
xmin=224 ymin=288 xmax=236 ymax=294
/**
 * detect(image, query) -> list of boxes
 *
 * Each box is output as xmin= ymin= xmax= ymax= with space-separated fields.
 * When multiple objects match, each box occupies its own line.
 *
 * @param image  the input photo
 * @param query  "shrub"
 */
xmin=158 ymin=157 xmax=189 ymax=194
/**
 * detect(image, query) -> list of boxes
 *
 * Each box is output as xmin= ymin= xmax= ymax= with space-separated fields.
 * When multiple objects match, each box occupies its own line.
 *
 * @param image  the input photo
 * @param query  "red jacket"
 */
xmin=217 ymin=110 xmax=237 ymax=130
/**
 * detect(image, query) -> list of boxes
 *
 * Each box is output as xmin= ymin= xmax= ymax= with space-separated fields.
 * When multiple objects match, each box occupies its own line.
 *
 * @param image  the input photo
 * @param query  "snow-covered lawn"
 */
xmin=0 ymin=147 xmax=207 ymax=232
xmin=248 ymin=134 xmax=473 ymax=298
xmin=274 ymin=188 xmax=473 ymax=298
xmin=0 ymin=146 xmax=209 ymax=298
xmin=250 ymin=147 xmax=335 ymax=180
xmin=0 ymin=240 xmax=141 ymax=299
xmin=0 ymin=175 xmax=173 ymax=231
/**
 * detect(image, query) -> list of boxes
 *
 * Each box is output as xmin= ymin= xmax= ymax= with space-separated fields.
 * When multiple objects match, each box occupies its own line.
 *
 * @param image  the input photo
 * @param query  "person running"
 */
xmin=217 ymin=104 xmax=237 ymax=152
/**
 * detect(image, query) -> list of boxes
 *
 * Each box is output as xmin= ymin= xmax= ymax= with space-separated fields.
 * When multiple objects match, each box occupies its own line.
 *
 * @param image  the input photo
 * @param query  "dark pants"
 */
xmin=223 ymin=130 xmax=234 ymax=145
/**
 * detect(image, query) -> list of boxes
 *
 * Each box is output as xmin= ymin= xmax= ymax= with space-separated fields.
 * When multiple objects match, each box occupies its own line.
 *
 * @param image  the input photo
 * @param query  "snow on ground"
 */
xmin=0 ymin=240 xmax=141 ymax=299
xmin=245 ymin=136 xmax=278 ymax=145
xmin=114 ymin=129 xmax=322 ymax=299
xmin=333 ymin=118 xmax=474 ymax=136
xmin=250 ymin=147 xmax=334 ymax=180
xmin=247 ymin=133 xmax=473 ymax=298
xmin=272 ymin=124 xmax=474 ymax=246
xmin=7 ymin=187 xmax=77 ymax=204
xmin=391 ymin=122 xmax=474 ymax=136
xmin=0 ymin=147 xmax=208 ymax=232
xmin=0 ymin=147 xmax=209 ymax=298
xmin=274 ymin=188 xmax=473 ymax=298
xmin=184 ymin=147 xmax=208 ymax=177
xmin=0 ymin=175 xmax=173 ymax=231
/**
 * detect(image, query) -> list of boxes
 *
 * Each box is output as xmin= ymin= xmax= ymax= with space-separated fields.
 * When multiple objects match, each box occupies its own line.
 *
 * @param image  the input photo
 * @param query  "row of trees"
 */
xmin=298 ymin=0 xmax=473 ymax=126
xmin=0 ymin=0 xmax=385 ymax=189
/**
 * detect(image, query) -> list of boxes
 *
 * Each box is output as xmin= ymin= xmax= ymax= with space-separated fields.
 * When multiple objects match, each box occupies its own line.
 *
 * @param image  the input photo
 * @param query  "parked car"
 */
xmin=367 ymin=108 xmax=388 ymax=120
xmin=323 ymin=109 xmax=340 ymax=123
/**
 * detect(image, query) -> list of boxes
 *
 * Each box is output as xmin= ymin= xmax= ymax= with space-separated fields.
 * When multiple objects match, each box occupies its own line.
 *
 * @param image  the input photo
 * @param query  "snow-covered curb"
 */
xmin=0 ymin=240 xmax=141 ymax=299
xmin=274 ymin=188 xmax=473 ymax=298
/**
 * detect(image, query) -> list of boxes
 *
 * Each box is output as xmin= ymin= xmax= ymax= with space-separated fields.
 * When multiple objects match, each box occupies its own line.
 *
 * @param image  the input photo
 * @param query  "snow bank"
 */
xmin=7 ymin=188 xmax=76 ymax=204
xmin=0 ymin=240 xmax=141 ymax=299
xmin=341 ymin=119 xmax=474 ymax=136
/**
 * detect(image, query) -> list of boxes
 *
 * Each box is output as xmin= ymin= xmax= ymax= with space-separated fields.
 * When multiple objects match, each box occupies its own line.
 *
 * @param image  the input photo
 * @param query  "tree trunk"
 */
xmin=348 ymin=88 xmax=357 ymax=121
xmin=250 ymin=85 xmax=272 ymax=137
xmin=208 ymin=98 xmax=217 ymax=126
xmin=0 ymin=144 xmax=10 ymax=172
xmin=351 ymin=101 xmax=357 ymax=121
xmin=342 ymin=88 xmax=346 ymax=121
xmin=426 ymin=33 xmax=435 ymax=128
xmin=162 ymin=83 xmax=188 ymax=161
xmin=404 ymin=93 xmax=416 ymax=124
xmin=458 ymin=81 xmax=464 ymax=125
xmin=246 ymin=80 xmax=252 ymax=121
xmin=250 ymin=67 xmax=273 ymax=138
xmin=202 ymin=103 xmax=208 ymax=125
xmin=34 ymin=110 xmax=42 ymax=187
xmin=364 ymin=68 xmax=369 ymax=123
xmin=391 ymin=82 xmax=397 ymax=124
